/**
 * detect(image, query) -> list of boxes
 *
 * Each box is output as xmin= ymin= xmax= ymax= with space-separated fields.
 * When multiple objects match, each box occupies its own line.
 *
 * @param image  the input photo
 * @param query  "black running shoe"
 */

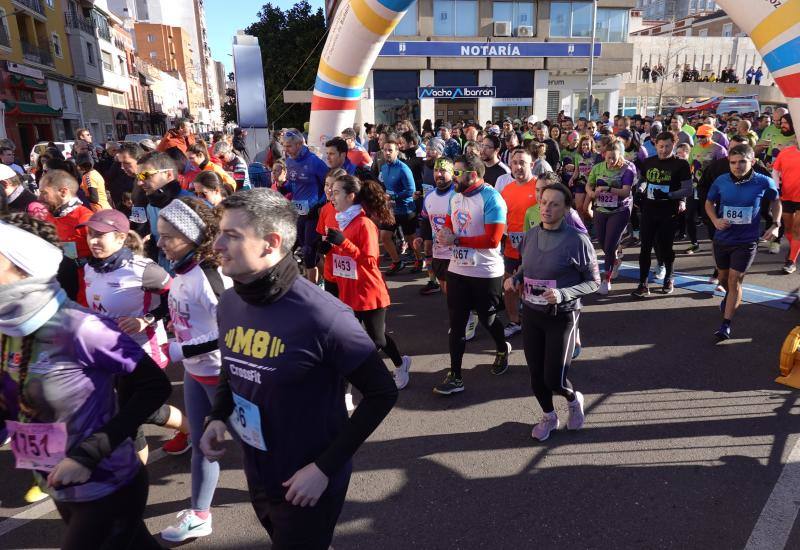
xmin=385 ymin=261 xmax=405 ymax=275
xmin=419 ymin=280 xmax=441 ymax=295
xmin=662 ymin=280 xmax=674 ymax=294
xmin=631 ymin=284 xmax=650 ymax=299
xmin=491 ymin=342 xmax=512 ymax=375
xmin=433 ymin=372 xmax=464 ymax=395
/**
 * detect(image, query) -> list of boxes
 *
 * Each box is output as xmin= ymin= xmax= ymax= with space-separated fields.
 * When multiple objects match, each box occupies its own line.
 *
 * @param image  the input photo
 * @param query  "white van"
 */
xmin=716 ymin=96 xmax=760 ymax=116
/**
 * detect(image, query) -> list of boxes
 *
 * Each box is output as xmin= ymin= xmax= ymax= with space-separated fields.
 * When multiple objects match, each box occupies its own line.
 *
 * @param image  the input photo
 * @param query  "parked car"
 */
xmin=123 ymin=134 xmax=155 ymax=144
xmin=716 ymin=96 xmax=760 ymax=117
xmin=29 ymin=141 xmax=74 ymax=165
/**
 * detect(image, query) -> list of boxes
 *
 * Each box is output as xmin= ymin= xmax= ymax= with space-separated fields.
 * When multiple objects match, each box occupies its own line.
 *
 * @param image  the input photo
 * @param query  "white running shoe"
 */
xmin=345 ymin=393 xmax=355 ymax=412
xmin=567 ymin=391 xmax=585 ymax=430
xmin=531 ymin=412 xmax=559 ymax=441
xmin=769 ymin=241 xmax=781 ymax=254
xmin=161 ymin=510 xmax=212 ymax=542
xmin=598 ymin=280 xmax=610 ymax=295
xmin=394 ymin=356 xmax=411 ymax=390
xmin=654 ymin=265 xmax=666 ymax=280
xmin=611 ymin=257 xmax=622 ymax=279
xmin=464 ymin=311 xmax=478 ymax=341
xmin=503 ymin=322 xmax=522 ymax=338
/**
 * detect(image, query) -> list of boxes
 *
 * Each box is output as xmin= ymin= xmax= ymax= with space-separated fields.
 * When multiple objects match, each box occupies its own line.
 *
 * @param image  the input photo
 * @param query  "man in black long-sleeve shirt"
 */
xmin=201 ymin=188 xmax=397 ymax=550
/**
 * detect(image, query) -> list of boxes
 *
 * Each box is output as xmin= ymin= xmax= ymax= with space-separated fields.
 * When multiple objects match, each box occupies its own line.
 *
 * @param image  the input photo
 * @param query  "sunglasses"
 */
xmin=453 ymin=169 xmax=476 ymax=178
xmin=136 ymin=168 xmax=170 ymax=181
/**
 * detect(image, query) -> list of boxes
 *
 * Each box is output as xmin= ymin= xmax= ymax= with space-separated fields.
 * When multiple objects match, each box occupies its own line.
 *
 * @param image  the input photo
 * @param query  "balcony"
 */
xmin=21 ymin=40 xmax=54 ymax=66
xmin=0 ymin=22 xmax=10 ymax=48
xmin=12 ymin=0 xmax=44 ymax=17
xmin=64 ymin=12 xmax=96 ymax=34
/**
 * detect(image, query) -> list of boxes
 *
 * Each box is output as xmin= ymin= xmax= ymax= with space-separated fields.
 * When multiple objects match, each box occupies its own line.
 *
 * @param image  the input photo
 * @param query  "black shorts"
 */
xmin=431 ymin=258 xmax=450 ymax=281
xmin=503 ymin=256 xmax=522 ymax=275
xmin=445 ymin=271 xmax=504 ymax=317
xmin=782 ymin=200 xmax=800 ymax=214
xmin=379 ymin=212 xmax=417 ymax=235
xmin=713 ymin=241 xmax=758 ymax=273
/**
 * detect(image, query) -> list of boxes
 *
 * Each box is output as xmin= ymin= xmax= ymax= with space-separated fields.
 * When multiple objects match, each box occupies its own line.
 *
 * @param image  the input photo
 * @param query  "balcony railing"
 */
xmin=0 ymin=23 xmax=10 ymax=48
xmin=96 ymin=22 xmax=110 ymax=41
xmin=21 ymin=40 xmax=54 ymax=66
xmin=12 ymin=0 xmax=44 ymax=16
xmin=65 ymin=12 xmax=96 ymax=34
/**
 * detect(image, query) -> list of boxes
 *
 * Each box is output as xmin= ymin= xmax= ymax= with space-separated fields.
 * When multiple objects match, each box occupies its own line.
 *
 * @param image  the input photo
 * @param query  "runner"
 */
xmin=202 ymin=188 xmax=397 ymax=549
xmin=586 ymin=137 xmax=636 ymax=294
xmin=324 ymin=137 xmax=356 ymax=175
xmin=772 ymin=139 xmax=800 ymax=273
xmin=568 ymin=135 xmax=601 ymax=223
xmin=325 ymin=174 xmax=412 ymax=389
xmin=0 ymin=217 xmax=171 ymax=550
xmin=506 ymin=182 xmax=599 ymax=441
xmin=523 ymin=172 xmax=586 ymax=234
xmin=632 ymin=131 xmax=692 ymax=297
xmin=686 ymin=125 xmax=728 ymax=254
xmin=316 ymin=168 xmax=346 ymax=297
xmin=75 ymin=153 xmax=112 ymax=211
xmin=379 ymin=136 xmax=421 ymax=275
xmin=764 ymin=113 xmax=796 ymax=168
xmin=704 ymin=144 xmax=781 ymax=340
xmin=416 ymin=157 xmax=456 ymax=295
xmin=500 ymin=148 xmax=538 ymax=339
xmin=156 ymin=197 xmax=233 ymax=542
xmin=480 ymin=134 xmax=510 ymax=186
xmin=433 ymin=155 xmax=511 ymax=394
xmin=193 ymin=171 xmax=232 ymax=206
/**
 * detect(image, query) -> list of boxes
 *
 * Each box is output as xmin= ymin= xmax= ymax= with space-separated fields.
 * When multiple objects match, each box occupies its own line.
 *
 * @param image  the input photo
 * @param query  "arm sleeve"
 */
xmin=558 ymin=233 xmax=601 ymax=302
xmin=669 ymin=179 xmax=693 ymax=200
xmin=456 ymin=223 xmax=505 ymax=249
xmin=141 ymin=262 xmax=172 ymax=293
xmin=314 ymin=349 xmax=398 ymax=477
xmin=67 ymin=353 xmax=171 ymax=469
xmin=394 ymin=164 xmax=416 ymax=200
xmin=207 ymin=366 xmax=235 ymax=423
xmin=87 ymin=186 xmax=99 ymax=205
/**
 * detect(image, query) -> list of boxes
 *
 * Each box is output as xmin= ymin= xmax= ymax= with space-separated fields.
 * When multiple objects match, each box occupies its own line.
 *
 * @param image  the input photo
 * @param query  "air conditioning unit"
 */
xmin=494 ymin=21 xmax=512 ymax=37
xmin=517 ymin=25 xmax=534 ymax=37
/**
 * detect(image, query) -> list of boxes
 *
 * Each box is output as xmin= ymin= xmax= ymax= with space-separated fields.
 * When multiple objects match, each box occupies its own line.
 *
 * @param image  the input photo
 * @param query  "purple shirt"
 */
xmin=3 ymin=299 xmax=144 ymax=502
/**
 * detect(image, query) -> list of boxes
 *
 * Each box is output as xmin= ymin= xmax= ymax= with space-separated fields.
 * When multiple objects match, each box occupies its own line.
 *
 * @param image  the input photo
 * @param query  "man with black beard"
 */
xmin=480 ymin=134 xmax=510 ymax=186
xmin=421 ymin=138 xmax=445 ymax=193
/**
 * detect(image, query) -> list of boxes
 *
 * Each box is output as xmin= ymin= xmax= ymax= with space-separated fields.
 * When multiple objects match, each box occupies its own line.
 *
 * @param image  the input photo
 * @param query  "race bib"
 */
xmin=422 ymin=184 xmax=434 ymax=196
xmin=596 ymin=191 xmax=619 ymax=208
xmin=508 ymin=232 xmax=525 ymax=250
xmin=523 ymin=278 xmax=556 ymax=306
xmin=723 ymin=206 xmax=753 ymax=225
xmin=292 ymin=200 xmax=309 ymax=216
xmin=229 ymin=393 xmax=267 ymax=451
xmin=646 ymin=183 xmax=670 ymax=200
xmin=6 ymin=421 xmax=67 ymax=472
xmin=61 ymin=241 xmax=78 ymax=260
xmin=432 ymin=242 xmax=452 ymax=260
xmin=452 ymin=247 xmax=476 ymax=267
xmin=332 ymin=254 xmax=357 ymax=280
xmin=130 ymin=206 xmax=147 ymax=224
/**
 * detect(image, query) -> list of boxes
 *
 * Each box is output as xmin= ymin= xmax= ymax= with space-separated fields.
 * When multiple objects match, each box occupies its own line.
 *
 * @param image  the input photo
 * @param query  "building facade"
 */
xmin=635 ymin=0 xmax=716 ymax=21
xmin=352 ymin=0 xmax=634 ymax=127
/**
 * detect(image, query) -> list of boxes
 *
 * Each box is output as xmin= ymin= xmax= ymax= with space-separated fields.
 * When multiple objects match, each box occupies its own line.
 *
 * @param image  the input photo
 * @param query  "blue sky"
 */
xmin=205 ymin=0 xmax=325 ymax=75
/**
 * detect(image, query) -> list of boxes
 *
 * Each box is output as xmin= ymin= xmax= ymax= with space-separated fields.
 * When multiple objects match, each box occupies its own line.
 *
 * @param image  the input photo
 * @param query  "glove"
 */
xmin=327 ymin=228 xmax=346 ymax=246
xmin=318 ymin=240 xmax=333 ymax=254
xmin=652 ymin=189 xmax=670 ymax=200
xmin=168 ymin=340 xmax=185 ymax=363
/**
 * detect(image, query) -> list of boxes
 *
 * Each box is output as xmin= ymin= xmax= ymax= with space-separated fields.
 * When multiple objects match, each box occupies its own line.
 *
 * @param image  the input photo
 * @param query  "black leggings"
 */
xmin=445 ymin=272 xmax=506 ymax=378
xmin=354 ymin=308 xmax=402 ymax=367
xmin=639 ymin=210 xmax=676 ymax=284
xmin=54 ymin=466 xmax=160 ymax=550
xmin=522 ymin=306 xmax=579 ymax=413
xmin=686 ymin=195 xmax=702 ymax=245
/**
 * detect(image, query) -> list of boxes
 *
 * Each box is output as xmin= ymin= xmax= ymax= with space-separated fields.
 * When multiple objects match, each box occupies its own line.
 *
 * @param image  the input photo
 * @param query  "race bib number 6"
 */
xmin=452 ymin=247 xmax=476 ymax=267
xmin=723 ymin=206 xmax=753 ymax=225
xmin=229 ymin=393 xmax=267 ymax=451
xmin=6 ymin=420 xmax=67 ymax=472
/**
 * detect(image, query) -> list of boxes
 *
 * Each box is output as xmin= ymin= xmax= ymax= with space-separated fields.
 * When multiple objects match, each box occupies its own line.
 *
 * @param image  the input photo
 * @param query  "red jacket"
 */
xmin=52 ymin=203 xmax=93 ymax=306
xmin=330 ymin=211 xmax=390 ymax=311
xmin=157 ymin=129 xmax=196 ymax=153
xmin=315 ymin=202 xmax=338 ymax=283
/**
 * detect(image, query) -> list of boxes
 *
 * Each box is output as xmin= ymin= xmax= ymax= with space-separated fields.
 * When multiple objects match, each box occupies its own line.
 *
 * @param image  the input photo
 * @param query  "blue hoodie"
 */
xmin=380 ymin=159 xmax=416 ymax=216
xmin=285 ymin=146 xmax=329 ymax=213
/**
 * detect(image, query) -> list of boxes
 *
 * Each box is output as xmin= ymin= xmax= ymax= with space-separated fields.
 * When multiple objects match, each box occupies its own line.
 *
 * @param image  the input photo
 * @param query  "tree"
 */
xmin=246 ymin=1 xmax=327 ymax=130
xmin=222 ymin=72 xmax=238 ymax=125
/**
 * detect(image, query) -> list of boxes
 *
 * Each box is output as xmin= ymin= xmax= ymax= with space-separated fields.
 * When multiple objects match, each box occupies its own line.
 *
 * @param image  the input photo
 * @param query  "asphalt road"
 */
xmin=2 ymin=234 xmax=800 ymax=550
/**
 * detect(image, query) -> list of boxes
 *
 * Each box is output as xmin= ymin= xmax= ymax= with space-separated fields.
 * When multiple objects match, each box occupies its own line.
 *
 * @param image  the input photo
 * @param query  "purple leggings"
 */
xmin=595 ymin=208 xmax=631 ymax=275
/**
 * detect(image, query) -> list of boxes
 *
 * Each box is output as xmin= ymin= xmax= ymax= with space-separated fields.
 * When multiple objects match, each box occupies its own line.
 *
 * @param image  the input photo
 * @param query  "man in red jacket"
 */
xmin=157 ymin=118 xmax=196 ymax=154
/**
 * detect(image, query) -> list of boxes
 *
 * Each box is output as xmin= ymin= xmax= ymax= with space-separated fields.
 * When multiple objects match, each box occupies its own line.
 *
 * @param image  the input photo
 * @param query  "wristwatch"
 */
xmin=453 ymin=237 xmax=461 ymax=246
xmin=143 ymin=313 xmax=156 ymax=326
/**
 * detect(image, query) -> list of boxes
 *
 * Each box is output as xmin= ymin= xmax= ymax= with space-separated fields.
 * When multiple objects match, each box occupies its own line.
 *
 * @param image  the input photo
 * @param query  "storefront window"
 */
xmin=374 ymin=70 xmax=419 ymax=127
xmin=492 ymin=2 xmax=536 ymax=35
xmin=392 ymin=2 xmax=417 ymax=36
xmin=433 ymin=0 xmax=478 ymax=36
xmin=574 ymin=91 xmax=608 ymax=120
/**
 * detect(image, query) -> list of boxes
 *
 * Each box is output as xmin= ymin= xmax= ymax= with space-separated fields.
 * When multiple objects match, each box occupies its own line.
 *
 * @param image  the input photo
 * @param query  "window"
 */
xmin=698 ymin=28 xmax=708 ymax=37
xmin=46 ymin=0 xmax=54 ymax=7
xmin=551 ymin=2 xmax=628 ymax=42
xmin=595 ymin=8 xmax=628 ymax=42
xmin=722 ymin=23 xmax=733 ymax=37
xmin=149 ymin=51 xmax=157 ymax=59
xmin=0 ymin=9 xmax=11 ymax=48
xmin=147 ymin=33 xmax=155 ymax=43
xmin=118 ymin=55 xmax=125 ymax=75
xmin=86 ymin=42 xmax=95 ymax=65
xmin=392 ymin=1 xmax=417 ymax=35
xmin=51 ymin=32 xmax=62 ymax=58
xmin=101 ymin=50 xmax=113 ymax=71
xmin=493 ymin=2 xmax=536 ymax=35
xmin=433 ymin=0 xmax=478 ymax=36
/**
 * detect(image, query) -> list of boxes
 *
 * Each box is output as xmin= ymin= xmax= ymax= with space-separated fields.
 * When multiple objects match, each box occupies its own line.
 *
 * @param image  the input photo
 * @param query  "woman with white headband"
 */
xmin=156 ymin=196 xmax=232 ymax=543
xmin=0 ymin=216 xmax=171 ymax=549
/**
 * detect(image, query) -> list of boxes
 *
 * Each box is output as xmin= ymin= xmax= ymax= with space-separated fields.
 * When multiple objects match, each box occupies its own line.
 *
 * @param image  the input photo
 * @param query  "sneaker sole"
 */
xmin=161 ymin=526 xmax=213 ymax=542
xmin=567 ymin=393 xmax=585 ymax=430
xmin=433 ymin=386 xmax=465 ymax=395
xmin=532 ymin=419 xmax=560 ymax=441
xmin=491 ymin=365 xmax=509 ymax=376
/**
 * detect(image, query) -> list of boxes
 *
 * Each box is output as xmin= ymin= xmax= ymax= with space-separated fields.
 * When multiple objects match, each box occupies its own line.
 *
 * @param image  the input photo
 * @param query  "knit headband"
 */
xmin=158 ymin=199 xmax=206 ymax=245
xmin=0 ymin=221 xmax=63 ymax=278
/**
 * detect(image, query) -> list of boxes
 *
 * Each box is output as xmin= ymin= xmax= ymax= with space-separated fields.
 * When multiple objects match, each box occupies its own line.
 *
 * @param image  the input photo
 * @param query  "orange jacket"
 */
xmin=156 ymin=129 xmax=196 ymax=153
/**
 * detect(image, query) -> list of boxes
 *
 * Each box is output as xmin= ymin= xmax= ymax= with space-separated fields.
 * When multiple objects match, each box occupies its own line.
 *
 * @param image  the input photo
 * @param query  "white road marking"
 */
xmin=745 ymin=437 xmax=800 ymax=550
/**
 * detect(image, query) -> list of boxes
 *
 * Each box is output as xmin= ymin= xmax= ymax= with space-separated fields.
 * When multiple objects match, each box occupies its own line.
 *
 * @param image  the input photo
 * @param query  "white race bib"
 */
xmin=646 ymin=183 xmax=671 ymax=200
xmin=130 ymin=206 xmax=147 ymax=224
xmin=596 ymin=191 xmax=619 ymax=208
xmin=229 ymin=392 xmax=267 ymax=451
xmin=292 ymin=200 xmax=309 ymax=216
xmin=523 ymin=278 xmax=556 ymax=306
xmin=6 ymin=421 xmax=67 ymax=472
xmin=451 ymin=247 xmax=476 ymax=267
xmin=332 ymin=254 xmax=357 ymax=279
xmin=723 ymin=206 xmax=753 ymax=225
xmin=432 ymin=242 xmax=452 ymax=260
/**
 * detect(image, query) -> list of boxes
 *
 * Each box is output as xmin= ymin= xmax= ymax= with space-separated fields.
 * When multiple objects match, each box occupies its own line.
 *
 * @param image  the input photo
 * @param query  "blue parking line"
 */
xmin=618 ymin=263 xmax=798 ymax=311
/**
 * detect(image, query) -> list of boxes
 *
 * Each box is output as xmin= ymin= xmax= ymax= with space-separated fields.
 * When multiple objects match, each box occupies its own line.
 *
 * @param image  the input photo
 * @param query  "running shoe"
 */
xmin=394 ymin=356 xmax=411 ymax=390
xmin=715 ymin=322 xmax=731 ymax=341
xmin=572 ymin=344 xmax=582 ymax=360
xmin=465 ymin=311 xmax=478 ymax=341
xmin=708 ymin=276 xmax=719 ymax=286
xmin=409 ymin=259 xmax=424 ymax=273
xmin=503 ymin=322 xmax=522 ymax=338
xmin=531 ymin=412 xmax=559 ymax=441
xmin=654 ymin=264 xmax=666 ymax=280
xmin=611 ymin=257 xmax=623 ymax=279
xmin=385 ymin=261 xmax=405 ymax=275
xmin=345 ymin=392 xmax=355 ymax=412
xmin=161 ymin=510 xmax=213 ymax=542
xmin=685 ymin=243 xmax=700 ymax=254
xmin=783 ymin=261 xmax=796 ymax=274
xmin=567 ymin=391 xmax=586 ymax=430
xmin=662 ymin=280 xmax=674 ymax=295
xmin=162 ymin=431 xmax=191 ymax=455
xmin=631 ymin=284 xmax=650 ymax=299
xmin=433 ymin=372 xmax=464 ymax=395
xmin=490 ymin=342 xmax=512 ymax=376
xmin=419 ymin=280 xmax=441 ymax=295
xmin=24 ymin=485 xmax=49 ymax=503
xmin=769 ymin=241 xmax=781 ymax=254
xmin=598 ymin=280 xmax=610 ymax=295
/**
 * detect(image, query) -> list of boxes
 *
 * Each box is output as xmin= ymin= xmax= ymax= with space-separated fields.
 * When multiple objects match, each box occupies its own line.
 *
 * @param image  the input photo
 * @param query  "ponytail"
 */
xmin=335 ymin=175 xmax=395 ymax=226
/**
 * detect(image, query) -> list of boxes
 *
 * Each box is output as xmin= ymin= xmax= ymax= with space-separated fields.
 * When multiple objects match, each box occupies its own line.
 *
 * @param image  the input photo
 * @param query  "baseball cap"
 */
xmin=488 ymin=125 xmax=501 ymax=136
xmin=0 ymin=163 xmax=18 ymax=181
xmin=696 ymin=124 xmax=715 ymax=137
xmin=78 ymin=209 xmax=130 ymax=234
xmin=526 ymin=115 xmax=538 ymax=125
xmin=439 ymin=122 xmax=452 ymax=130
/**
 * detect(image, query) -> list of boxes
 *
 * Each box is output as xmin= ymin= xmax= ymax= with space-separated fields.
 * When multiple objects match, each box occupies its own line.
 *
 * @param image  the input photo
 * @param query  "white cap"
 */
xmin=0 ymin=163 xmax=17 ymax=181
xmin=526 ymin=115 xmax=538 ymax=125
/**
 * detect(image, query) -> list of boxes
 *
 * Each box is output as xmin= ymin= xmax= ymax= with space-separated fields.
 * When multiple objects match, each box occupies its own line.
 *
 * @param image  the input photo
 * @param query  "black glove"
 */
xmin=318 ymin=240 xmax=333 ymax=254
xmin=652 ymin=189 xmax=670 ymax=200
xmin=327 ymin=228 xmax=346 ymax=246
